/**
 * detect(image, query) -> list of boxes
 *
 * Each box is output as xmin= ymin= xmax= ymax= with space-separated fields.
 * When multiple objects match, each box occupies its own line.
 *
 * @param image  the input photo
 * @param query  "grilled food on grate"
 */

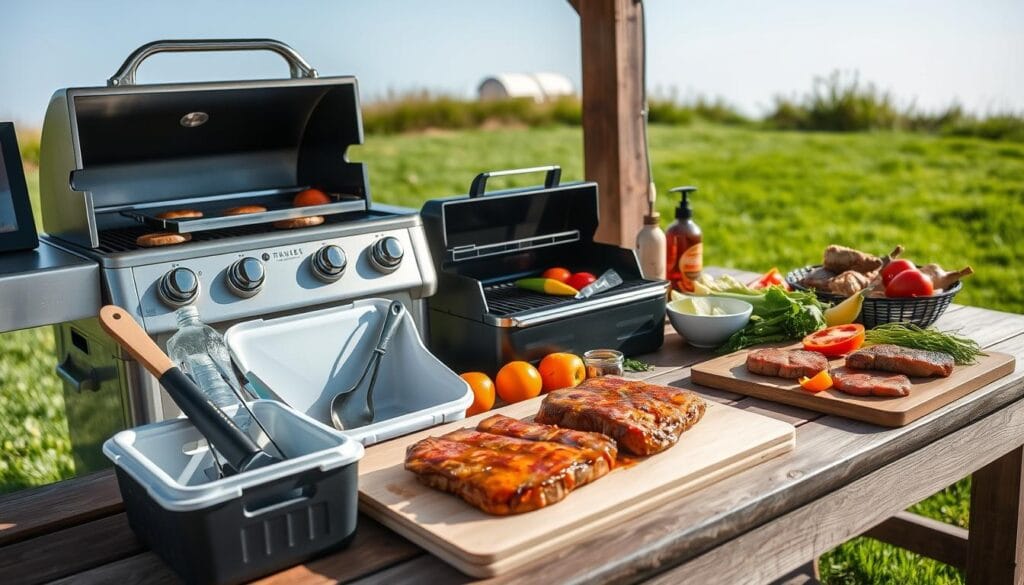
xmin=405 ymin=419 xmax=615 ymax=515
xmin=535 ymin=377 xmax=706 ymax=456
xmin=135 ymin=232 xmax=192 ymax=247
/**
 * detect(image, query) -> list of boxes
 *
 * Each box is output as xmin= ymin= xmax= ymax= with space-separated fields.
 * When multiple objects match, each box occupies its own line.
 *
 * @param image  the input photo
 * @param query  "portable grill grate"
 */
xmin=483 ymin=279 xmax=656 ymax=317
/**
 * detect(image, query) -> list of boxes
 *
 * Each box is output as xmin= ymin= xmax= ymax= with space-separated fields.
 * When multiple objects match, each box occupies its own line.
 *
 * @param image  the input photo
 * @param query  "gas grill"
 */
xmin=421 ymin=167 xmax=668 ymax=374
xmin=38 ymin=39 xmax=437 ymax=472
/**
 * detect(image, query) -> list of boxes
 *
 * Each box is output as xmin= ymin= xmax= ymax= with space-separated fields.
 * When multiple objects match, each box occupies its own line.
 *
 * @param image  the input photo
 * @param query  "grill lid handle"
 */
xmin=107 ymin=38 xmax=319 ymax=87
xmin=468 ymin=165 xmax=561 ymax=198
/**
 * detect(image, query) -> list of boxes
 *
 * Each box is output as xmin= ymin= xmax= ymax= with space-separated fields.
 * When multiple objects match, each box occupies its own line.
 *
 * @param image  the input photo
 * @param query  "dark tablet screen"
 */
xmin=0 ymin=122 xmax=39 ymax=251
xmin=0 ymin=139 xmax=19 ymax=234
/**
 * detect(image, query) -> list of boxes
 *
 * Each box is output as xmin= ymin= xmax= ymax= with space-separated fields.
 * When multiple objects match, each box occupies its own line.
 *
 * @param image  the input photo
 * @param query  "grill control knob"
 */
xmin=226 ymin=257 xmax=265 ymax=298
xmin=369 ymin=237 xmax=404 ymax=273
xmin=158 ymin=267 xmax=199 ymax=307
xmin=312 ymin=245 xmax=348 ymax=283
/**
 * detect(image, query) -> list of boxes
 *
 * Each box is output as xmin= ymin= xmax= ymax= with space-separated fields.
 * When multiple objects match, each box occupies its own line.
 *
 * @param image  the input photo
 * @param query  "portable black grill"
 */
xmin=37 ymin=39 xmax=438 ymax=472
xmin=421 ymin=166 xmax=668 ymax=374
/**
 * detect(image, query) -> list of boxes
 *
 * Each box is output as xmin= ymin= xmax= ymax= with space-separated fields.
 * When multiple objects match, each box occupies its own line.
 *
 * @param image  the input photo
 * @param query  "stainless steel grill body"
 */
xmin=37 ymin=40 xmax=438 ymax=472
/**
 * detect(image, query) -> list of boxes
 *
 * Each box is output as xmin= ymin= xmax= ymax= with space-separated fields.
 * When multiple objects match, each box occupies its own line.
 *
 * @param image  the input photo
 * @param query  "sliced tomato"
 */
xmin=798 ymin=370 xmax=833 ymax=393
xmin=748 ymin=267 xmax=791 ymax=291
xmin=802 ymin=324 xmax=865 ymax=357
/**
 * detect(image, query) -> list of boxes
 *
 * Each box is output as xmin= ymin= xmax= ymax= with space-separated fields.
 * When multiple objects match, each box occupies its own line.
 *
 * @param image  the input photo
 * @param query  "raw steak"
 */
xmin=746 ymin=348 xmax=830 ymax=379
xmin=832 ymin=367 xmax=912 ymax=397
xmin=534 ymin=377 xmax=706 ymax=456
xmin=404 ymin=427 xmax=613 ymax=515
xmin=846 ymin=344 xmax=954 ymax=378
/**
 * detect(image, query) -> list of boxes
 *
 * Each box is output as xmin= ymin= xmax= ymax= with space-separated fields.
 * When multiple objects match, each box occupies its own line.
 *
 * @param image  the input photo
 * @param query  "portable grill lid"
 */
xmin=56 ymin=40 xmax=369 ymax=211
xmin=420 ymin=166 xmax=599 ymax=264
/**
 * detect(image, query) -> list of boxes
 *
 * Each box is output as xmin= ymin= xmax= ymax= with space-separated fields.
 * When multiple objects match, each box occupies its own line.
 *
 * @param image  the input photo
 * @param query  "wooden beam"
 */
xmin=864 ymin=511 xmax=968 ymax=569
xmin=966 ymin=446 xmax=1024 ymax=584
xmin=566 ymin=0 xmax=580 ymax=13
xmin=578 ymin=0 xmax=649 ymax=248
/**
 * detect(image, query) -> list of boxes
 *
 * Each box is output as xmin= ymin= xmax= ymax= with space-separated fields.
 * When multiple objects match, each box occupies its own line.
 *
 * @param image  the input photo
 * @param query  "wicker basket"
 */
xmin=785 ymin=265 xmax=960 ymax=328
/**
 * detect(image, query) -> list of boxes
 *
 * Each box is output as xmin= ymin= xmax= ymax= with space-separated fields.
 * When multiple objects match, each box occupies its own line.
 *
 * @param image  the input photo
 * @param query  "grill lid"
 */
xmin=420 ymin=166 xmax=599 ymax=265
xmin=41 ymin=39 xmax=371 ymax=248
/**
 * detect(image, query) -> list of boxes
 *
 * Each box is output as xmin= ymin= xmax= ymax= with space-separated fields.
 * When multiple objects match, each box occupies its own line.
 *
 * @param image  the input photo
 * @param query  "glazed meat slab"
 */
xmin=535 ymin=377 xmax=707 ymax=456
xmin=404 ymin=417 xmax=616 ymax=515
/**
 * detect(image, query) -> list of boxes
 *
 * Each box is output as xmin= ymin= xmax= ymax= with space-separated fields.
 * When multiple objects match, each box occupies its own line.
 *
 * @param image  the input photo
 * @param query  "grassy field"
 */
xmin=2 ymin=123 xmax=1022 ymax=583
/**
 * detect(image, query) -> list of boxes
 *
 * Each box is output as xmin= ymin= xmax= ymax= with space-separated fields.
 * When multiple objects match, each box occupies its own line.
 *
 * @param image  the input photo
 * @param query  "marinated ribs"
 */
xmin=746 ymin=348 xmax=830 ymax=379
xmin=535 ymin=377 xmax=707 ymax=456
xmin=846 ymin=344 xmax=954 ymax=378
xmin=831 ymin=367 xmax=912 ymax=397
xmin=476 ymin=414 xmax=618 ymax=467
xmin=404 ymin=419 xmax=615 ymax=515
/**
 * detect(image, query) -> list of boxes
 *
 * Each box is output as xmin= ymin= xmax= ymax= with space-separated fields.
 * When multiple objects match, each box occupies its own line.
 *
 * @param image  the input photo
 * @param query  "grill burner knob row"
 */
xmin=158 ymin=267 xmax=199 ymax=307
xmin=226 ymin=257 xmax=265 ymax=298
xmin=312 ymin=245 xmax=348 ymax=283
xmin=369 ymin=237 xmax=404 ymax=273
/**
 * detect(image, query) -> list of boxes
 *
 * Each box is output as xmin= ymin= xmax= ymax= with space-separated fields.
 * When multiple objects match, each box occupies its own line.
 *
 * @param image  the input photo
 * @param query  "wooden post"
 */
xmin=574 ymin=0 xmax=649 ymax=248
xmin=966 ymin=446 xmax=1024 ymax=584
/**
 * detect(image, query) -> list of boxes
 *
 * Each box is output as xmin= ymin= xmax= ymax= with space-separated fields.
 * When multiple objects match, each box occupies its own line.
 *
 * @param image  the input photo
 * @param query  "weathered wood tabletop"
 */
xmin=3 ymin=267 xmax=1023 ymax=585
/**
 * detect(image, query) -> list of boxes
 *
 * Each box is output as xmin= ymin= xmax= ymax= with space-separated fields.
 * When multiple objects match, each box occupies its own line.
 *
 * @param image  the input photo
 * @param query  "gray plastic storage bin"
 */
xmin=225 ymin=298 xmax=473 ymax=445
xmin=104 ymin=400 xmax=364 ymax=585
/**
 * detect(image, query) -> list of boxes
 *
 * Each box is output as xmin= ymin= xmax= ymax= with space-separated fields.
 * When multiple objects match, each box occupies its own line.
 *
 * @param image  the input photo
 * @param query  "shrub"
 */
xmin=766 ymin=71 xmax=900 ymax=132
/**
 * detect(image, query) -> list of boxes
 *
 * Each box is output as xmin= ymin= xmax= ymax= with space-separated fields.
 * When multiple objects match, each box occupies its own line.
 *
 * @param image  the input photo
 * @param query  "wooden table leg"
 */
xmin=967 ymin=446 xmax=1024 ymax=584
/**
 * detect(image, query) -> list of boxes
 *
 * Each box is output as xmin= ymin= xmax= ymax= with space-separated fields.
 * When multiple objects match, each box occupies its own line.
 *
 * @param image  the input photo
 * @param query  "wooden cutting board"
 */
xmin=357 ymin=393 xmax=795 ymax=577
xmin=691 ymin=346 xmax=1016 ymax=427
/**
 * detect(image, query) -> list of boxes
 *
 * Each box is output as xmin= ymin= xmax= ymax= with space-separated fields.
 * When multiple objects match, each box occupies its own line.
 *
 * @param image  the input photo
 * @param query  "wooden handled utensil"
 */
xmin=98 ymin=305 xmax=281 ymax=475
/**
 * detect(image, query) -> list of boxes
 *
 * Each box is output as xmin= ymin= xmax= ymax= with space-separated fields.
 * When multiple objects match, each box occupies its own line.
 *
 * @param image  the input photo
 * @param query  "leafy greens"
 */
xmin=716 ymin=286 xmax=827 ymax=353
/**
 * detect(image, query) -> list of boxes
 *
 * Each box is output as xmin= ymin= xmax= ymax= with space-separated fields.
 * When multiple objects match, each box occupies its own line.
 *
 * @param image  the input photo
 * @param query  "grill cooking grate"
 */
xmin=94 ymin=211 xmax=383 ymax=255
xmin=483 ymin=279 xmax=656 ymax=317
xmin=96 ymin=224 xmax=273 ymax=253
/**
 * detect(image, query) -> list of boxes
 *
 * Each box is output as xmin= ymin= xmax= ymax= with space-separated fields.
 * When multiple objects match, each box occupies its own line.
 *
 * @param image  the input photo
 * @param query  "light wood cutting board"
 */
xmin=691 ymin=346 xmax=1015 ymax=427
xmin=357 ymin=393 xmax=795 ymax=577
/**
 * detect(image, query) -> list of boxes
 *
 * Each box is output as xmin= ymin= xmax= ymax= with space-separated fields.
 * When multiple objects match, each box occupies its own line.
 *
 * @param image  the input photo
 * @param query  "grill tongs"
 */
xmin=99 ymin=305 xmax=281 ymax=476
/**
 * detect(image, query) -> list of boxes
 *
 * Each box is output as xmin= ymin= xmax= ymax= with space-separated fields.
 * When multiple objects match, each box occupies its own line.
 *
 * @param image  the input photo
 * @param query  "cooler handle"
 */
xmin=240 ymin=467 xmax=322 ymax=517
xmin=468 ymin=165 xmax=561 ymax=198
xmin=108 ymin=38 xmax=319 ymax=87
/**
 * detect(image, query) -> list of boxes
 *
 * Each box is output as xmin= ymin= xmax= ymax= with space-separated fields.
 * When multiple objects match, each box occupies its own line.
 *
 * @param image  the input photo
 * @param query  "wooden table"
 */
xmin=3 ymin=267 xmax=1023 ymax=585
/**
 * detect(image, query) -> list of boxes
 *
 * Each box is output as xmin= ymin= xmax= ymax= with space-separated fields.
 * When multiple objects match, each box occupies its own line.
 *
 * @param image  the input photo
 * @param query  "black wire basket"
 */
xmin=785 ymin=265 xmax=961 ymax=329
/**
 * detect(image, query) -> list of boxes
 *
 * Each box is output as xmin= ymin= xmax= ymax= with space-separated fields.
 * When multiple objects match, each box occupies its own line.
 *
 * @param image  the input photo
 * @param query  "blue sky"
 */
xmin=1 ymin=0 xmax=1021 ymax=125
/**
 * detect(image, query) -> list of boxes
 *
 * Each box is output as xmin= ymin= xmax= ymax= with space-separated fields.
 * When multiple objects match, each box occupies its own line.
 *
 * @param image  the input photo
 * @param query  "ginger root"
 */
xmin=920 ymin=264 xmax=974 ymax=291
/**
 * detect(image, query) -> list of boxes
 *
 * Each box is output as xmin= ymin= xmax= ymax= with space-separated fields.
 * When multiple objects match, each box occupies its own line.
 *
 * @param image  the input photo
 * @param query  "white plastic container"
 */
xmin=103 ymin=400 xmax=364 ymax=585
xmin=225 ymin=298 xmax=473 ymax=445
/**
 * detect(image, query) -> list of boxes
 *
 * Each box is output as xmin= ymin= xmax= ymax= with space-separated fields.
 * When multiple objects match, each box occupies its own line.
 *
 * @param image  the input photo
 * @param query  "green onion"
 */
xmin=863 ymin=323 xmax=986 ymax=365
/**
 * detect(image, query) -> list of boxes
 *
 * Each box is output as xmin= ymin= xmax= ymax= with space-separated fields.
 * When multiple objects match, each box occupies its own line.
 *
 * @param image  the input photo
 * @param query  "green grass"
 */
xmin=3 ymin=123 xmax=1023 ymax=583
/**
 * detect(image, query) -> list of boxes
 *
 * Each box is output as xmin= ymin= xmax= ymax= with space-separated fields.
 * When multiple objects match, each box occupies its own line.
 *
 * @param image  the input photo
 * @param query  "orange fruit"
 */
xmin=460 ymin=372 xmax=495 ymax=416
xmin=293 ymin=188 xmax=331 ymax=207
xmin=538 ymin=352 xmax=586 ymax=392
xmin=495 ymin=361 xmax=543 ymax=403
xmin=541 ymin=267 xmax=572 ymax=283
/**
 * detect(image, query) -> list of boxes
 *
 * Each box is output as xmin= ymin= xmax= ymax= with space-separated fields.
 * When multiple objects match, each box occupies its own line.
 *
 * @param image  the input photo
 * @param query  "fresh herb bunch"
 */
xmin=716 ymin=286 xmax=827 ymax=353
xmin=864 ymin=323 xmax=985 ymax=365
xmin=623 ymin=358 xmax=654 ymax=372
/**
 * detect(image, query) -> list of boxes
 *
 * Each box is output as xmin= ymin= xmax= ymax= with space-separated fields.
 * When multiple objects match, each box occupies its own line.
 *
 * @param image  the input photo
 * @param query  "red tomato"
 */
xmin=542 ymin=267 xmax=572 ymax=283
xmin=748 ymin=267 xmax=790 ymax=290
xmin=293 ymin=188 xmax=331 ymax=207
xmin=566 ymin=272 xmax=597 ymax=291
xmin=881 ymin=259 xmax=916 ymax=286
xmin=885 ymin=269 xmax=934 ymax=297
xmin=802 ymin=324 xmax=865 ymax=357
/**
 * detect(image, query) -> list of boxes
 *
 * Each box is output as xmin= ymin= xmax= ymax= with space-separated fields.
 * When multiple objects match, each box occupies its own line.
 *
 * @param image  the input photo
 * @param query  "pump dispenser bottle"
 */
xmin=665 ymin=186 xmax=702 ymax=292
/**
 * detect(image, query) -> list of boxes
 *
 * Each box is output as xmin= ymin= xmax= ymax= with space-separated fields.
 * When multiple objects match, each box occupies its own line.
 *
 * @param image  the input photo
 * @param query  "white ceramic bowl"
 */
xmin=666 ymin=296 xmax=753 ymax=348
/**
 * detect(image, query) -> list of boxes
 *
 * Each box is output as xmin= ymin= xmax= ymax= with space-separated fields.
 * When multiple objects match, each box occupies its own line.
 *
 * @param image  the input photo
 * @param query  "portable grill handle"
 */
xmin=468 ymin=166 xmax=561 ymax=198
xmin=108 ymin=38 xmax=319 ymax=87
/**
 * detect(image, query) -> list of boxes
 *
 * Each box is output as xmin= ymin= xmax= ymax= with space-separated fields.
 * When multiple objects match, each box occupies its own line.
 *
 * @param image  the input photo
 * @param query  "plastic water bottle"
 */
xmin=166 ymin=306 xmax=251 ymax=430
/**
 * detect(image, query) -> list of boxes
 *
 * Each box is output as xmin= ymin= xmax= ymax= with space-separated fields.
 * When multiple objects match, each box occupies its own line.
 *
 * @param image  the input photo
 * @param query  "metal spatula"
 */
xmin=330 ymin=301 xmax=405 ymax=430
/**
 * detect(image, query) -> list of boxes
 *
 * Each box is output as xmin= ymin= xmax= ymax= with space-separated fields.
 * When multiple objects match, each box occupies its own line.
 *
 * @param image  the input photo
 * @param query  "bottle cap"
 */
xmin=643 ymin=212 xmax=661 ymax=225
xmin=669 ymin=186 xmax=697 ymax=220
